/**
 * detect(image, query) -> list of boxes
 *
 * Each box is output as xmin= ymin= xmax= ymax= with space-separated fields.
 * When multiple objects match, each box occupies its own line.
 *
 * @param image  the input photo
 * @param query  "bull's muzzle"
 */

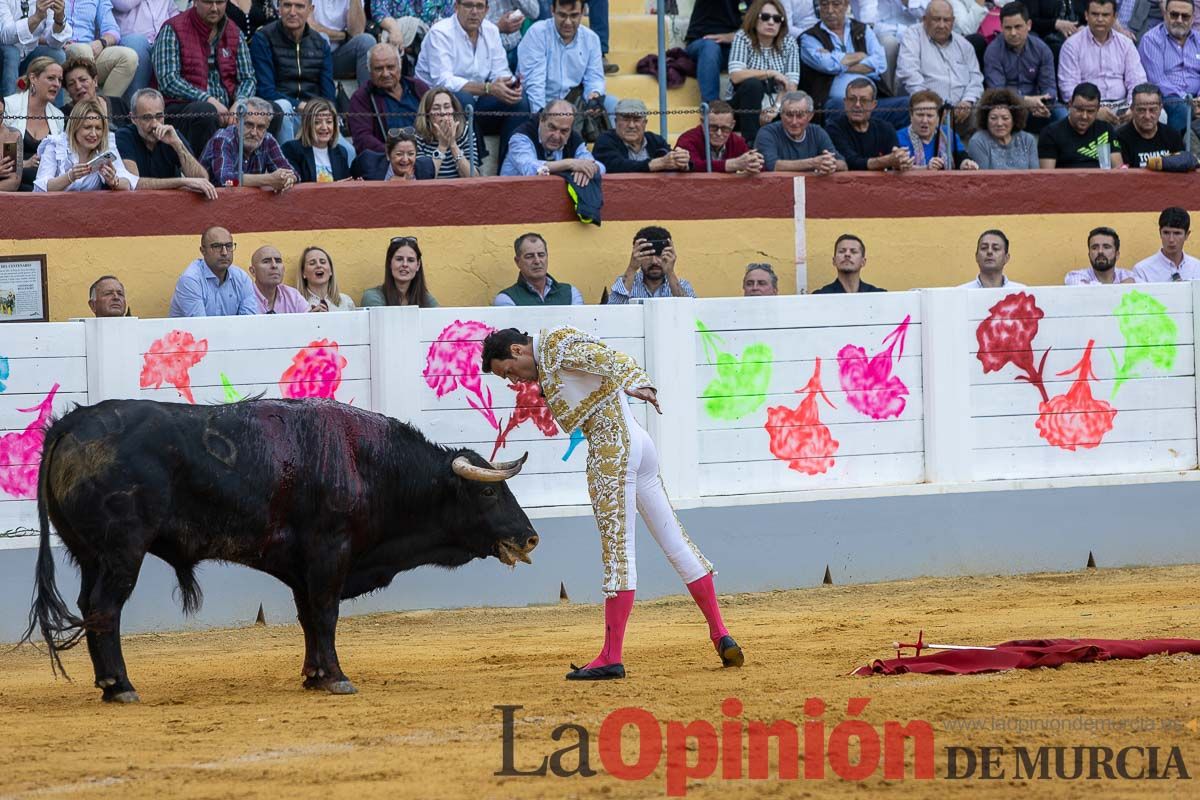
xmin=496 ymin=533 xmax=539 ymax=566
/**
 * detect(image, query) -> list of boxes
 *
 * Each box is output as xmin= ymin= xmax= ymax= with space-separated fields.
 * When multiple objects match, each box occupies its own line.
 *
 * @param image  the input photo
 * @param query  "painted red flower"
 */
xmin=0 ymin=384 xmax=58 ymax=499
xmin=1035 ymin=340 xmax=1117 ymax=451
xmin=280 ymin=339 xmax=347 ymax=399
xmin=975 ymin=292 xmax=1049 ymax=402
xmin=765 ymin=358 xmax=839 ymax=475
xmin=140 ymin=330 xmax=208 ymax=403
xmin=838 ymin=314 xmax=910 ymax=420
xmin=491 ymin=381 xmax=559 ymax=460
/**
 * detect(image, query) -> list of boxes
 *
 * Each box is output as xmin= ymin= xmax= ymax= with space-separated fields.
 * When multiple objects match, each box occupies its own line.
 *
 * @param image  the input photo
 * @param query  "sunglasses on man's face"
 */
xmin=759 ymin=13 xmax=783 ymax=23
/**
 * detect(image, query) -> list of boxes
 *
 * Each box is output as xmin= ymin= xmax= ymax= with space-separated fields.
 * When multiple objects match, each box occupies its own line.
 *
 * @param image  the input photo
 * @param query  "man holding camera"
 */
xmin=606 ymin=225 xmax=697 ymax=304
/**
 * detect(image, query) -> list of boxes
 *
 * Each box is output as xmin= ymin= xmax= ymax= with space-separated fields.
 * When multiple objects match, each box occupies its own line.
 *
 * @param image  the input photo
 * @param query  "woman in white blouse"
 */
xmin=728 ymin=0 xmax=801 ymax=146
xmin=35 ymin=98 xmax=136 ymax=191
xmin=298 ymin=246 xmax=357 ymax=312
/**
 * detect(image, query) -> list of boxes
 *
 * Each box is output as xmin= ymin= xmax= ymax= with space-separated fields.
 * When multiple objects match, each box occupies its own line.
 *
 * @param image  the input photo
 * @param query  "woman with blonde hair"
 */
xmin=282 ymin=99 xmax=353 ymax=183
xmin=35 ymin=99 xmax=136 ymax=191
xmin=2 ymin=56 xmax=64 ymax=188
xmin=298 ymin=246 xmax=356 ymax=312
xmin=414 ymin=88 xmax=479 ymax=179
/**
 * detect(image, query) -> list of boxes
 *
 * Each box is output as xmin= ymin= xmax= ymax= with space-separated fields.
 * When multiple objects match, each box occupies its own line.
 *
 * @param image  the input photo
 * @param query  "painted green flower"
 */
xmin=1110 ymin=291 xmax=1177 ymax=396
xmin=697 ymin=320 xmax=773 ymax=420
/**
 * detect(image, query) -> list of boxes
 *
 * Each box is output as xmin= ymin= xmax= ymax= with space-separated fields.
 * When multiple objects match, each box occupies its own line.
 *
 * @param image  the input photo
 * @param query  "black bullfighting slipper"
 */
xmin=566 ymin=662 xmax=626 ymax=680
xmin=716 ymin=635 xmax=745 ymax=668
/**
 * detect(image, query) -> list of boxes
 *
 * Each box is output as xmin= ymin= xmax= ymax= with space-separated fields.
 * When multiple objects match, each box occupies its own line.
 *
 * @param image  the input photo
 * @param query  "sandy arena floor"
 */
xmin=1 ymin=564 xmax=1198 ymax=799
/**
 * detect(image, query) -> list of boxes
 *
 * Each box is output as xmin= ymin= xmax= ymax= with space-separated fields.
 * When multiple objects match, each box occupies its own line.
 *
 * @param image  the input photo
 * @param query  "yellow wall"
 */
xmin=4 ymin=218 xmax=797 ymax=322
xmin=805 ymin=212 xmax=1185 ymax=293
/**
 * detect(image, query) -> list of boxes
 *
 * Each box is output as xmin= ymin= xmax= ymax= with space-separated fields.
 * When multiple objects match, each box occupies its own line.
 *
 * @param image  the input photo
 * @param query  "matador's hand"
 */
xmin=625 ymin=386 xmax=660 ymax=414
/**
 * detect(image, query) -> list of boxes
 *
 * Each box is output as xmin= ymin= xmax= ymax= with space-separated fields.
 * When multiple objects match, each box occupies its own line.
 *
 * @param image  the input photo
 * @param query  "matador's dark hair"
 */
xmin=481 ymin=328 xmax=532 ymax=373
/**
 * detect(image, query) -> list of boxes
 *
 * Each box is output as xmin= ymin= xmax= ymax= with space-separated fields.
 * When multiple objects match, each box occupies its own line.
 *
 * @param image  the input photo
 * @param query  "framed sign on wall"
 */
xmin=0 ymin=255 xmax=48 ymax=322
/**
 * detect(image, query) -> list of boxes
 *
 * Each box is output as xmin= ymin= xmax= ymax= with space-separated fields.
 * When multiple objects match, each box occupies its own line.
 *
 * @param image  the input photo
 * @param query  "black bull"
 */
xmin=22 ymin=398 xmax=539 ymax=702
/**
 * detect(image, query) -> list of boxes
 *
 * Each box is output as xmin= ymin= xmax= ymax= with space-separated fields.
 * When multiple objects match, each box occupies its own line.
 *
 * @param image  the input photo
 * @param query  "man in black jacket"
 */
xmin=249 ymin=0 xmax=335 ymax=143
xmin=593 ymin=98 xmax=690 ymax=173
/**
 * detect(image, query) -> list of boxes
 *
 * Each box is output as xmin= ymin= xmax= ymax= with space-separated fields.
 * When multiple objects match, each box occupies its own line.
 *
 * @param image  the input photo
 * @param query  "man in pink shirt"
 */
xmin=1057 ymin=0 xmax=1147 ymax=124
xmin=251 ymin=245 xmax=313 ymax=314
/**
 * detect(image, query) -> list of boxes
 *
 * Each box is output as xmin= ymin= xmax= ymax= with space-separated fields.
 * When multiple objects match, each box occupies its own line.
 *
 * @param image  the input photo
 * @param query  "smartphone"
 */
xmin=648 ymin=239 xmax=669 ymax=256
xmin=86 ymin=151 xmax=116 ymax=173
xmin=1 ymin=139 xmax=16 ymax=165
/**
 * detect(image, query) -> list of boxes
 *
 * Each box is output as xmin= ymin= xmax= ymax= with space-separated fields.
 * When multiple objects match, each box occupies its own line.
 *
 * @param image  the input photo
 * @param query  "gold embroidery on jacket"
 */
xmin=537 ymin=326 xmax=652 ymax=432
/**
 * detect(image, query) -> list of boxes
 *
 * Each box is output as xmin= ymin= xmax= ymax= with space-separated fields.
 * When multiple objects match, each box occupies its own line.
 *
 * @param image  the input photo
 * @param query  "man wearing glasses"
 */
xmin=674 ymin=99 xmax=764 ymax=172
xmin=116 ymin=88 xmax=217 ymax=198
xmin=1132 ymin=207 xmax=1200 ymax=283
xmin=168 ymin=226 xmax=260 ymax=317
xmin=1136 ymin=0 xmax=1200 ymax=135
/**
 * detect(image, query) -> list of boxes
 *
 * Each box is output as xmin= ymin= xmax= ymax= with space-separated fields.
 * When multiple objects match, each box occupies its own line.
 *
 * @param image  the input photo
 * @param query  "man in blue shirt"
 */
xmin=63 ymin=0 xmax=139 ymax=97
xmin=517 ymin=0 xmax=616 ymax=119
xmin=168 ymin=227 xmax=260 ymax=317
xmin=1137 ymin=0 xmax=1200 ymax=134
xmin=983 ymin=2 xmax=1063 ymax=133
xmin=500 ymin=98 xmax=603 ymax=183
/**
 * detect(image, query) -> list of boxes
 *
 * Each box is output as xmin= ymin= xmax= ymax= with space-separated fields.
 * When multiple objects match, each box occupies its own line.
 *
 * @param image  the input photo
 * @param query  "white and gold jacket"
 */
xmin=533 ymin=325 xmax=654 ymax=432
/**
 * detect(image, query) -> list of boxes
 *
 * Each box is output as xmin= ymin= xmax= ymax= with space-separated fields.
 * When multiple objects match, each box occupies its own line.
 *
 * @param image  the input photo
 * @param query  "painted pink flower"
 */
xmin=140 ymin=330 xmax=208 ymax=403
xmin=423 ymin=320 xmax=499 ymax=429
xmin=838 ymin=315 xmax=910 ymax=420
xmin=491 ymin=380 xmax=558 ymax=460
xmin=0 ymin=384 xmax=59 ymax=499
xmin=1035 ymin=340 xmax=1117 ymax=451
xmin=765 ymin=358 xmax=839 ymax=475
xmin=280 ymin=339 xmax=348 ymax=399
xmin=975 ymin=292 xmax=1049 ymax=402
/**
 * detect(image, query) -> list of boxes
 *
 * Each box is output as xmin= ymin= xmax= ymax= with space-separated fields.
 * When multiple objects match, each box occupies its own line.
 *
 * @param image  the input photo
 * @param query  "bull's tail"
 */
xmin=19 ymin=430 xmax=86 ymax=678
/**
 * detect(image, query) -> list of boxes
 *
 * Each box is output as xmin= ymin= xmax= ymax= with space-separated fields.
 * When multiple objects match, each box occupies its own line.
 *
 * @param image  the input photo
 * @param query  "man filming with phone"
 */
xmin=607 ymin=225 xmax=697 ymax=304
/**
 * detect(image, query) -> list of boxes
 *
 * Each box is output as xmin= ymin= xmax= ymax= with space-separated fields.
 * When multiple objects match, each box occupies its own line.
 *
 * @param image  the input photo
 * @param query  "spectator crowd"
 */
xmin=78 ymin=206 xmax=1199 ymax=320
xmin=4 ymin=0 xmax=1199 ymax=194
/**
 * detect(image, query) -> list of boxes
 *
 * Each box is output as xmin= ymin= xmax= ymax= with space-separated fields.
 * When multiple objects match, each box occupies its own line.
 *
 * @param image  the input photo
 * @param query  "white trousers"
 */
xmin=584 ymin=392 xmax=713 ymax=596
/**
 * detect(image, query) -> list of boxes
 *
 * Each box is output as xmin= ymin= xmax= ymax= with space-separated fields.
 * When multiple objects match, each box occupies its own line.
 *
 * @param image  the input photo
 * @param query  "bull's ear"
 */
xmin=451 ymin=453 xmax=527 ymax=482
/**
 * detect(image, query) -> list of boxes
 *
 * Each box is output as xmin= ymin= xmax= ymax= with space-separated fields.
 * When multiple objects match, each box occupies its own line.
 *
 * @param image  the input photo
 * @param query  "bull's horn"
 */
xmin=451 ymin=452 xmax=528 ymax=482
xmin=489 ymin=452 xmax=529 ymax=472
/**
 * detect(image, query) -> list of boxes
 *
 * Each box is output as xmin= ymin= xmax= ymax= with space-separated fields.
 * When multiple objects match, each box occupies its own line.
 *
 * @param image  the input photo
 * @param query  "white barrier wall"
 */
xmin=3 ymin=284 xmax=1199 ymax=549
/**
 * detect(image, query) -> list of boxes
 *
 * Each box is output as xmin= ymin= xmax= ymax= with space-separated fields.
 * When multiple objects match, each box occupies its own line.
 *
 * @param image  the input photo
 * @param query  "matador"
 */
xmin=482 ymin=325 xmax=743 ymax=680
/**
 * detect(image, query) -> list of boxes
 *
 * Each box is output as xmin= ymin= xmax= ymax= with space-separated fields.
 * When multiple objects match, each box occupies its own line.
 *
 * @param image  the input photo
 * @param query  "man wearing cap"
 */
xmin=593 ymin=98 xmax=690 ymax=173
xmin=517 ymin=0 xmax=619 ymax=119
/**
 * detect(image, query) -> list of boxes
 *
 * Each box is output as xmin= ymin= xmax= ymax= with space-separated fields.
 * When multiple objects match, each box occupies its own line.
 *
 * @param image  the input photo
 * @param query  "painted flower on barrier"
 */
xmin=765 ymin=358 xmax=839 ymax=475
xmin=0 ymin=383 xmax=58 ymax=499
xmin=696 ymin=320 xmax=773 ymax=421
xmin=838 ymin=315 xmax=911 ymax=420
xmin=280 ymin=339 xmax=347 ymax=399
xmin=492 ymin=380 xmax=559 ymax=461
xmin=975 ymin=292 xmax=1050 ymax=402
xmin=423 ymin=320 xmax=499 ymax=430
xmin=1036 ymin=340 xmax=1117 ymax=451
xmin=140 ymin=330 xmax=208 ymax=403
xmin=1111 ymin=290 xmax=1177 ymax=396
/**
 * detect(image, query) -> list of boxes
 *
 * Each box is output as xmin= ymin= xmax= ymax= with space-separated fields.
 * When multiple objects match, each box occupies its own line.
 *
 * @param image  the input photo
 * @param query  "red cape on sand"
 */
xmin=853 ymin=638 xmax=1200 ymax=676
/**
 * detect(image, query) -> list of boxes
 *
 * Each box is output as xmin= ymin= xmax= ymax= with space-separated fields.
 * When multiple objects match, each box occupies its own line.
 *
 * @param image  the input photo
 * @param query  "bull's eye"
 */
xmin=482 ymin=487 xmax=496 ymax=497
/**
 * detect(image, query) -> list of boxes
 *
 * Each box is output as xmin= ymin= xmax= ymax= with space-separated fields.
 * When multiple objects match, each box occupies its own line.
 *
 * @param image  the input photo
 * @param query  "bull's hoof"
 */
xmin=303 ymin=676 xmax=357 ymax=694
xmin=102 ymin=689 xmax=141 ymax=704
